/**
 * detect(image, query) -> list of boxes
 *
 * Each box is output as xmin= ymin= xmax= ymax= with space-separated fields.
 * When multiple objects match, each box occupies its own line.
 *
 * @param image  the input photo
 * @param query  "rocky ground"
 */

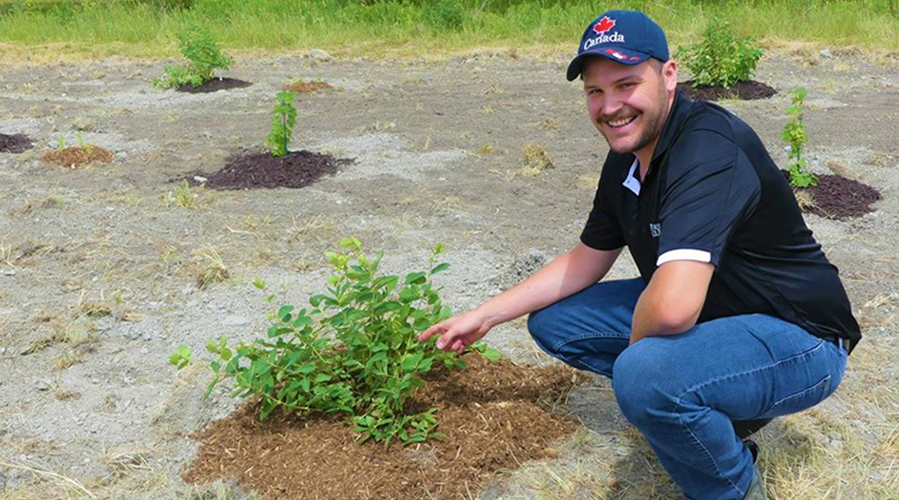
xmin=0 ymin=48 xmax=897 ymax=499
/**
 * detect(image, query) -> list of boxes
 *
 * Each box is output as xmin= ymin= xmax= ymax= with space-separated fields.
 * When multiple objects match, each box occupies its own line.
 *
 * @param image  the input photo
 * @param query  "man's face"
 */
xmin=582 ymin=57 xmax=677 ymax=157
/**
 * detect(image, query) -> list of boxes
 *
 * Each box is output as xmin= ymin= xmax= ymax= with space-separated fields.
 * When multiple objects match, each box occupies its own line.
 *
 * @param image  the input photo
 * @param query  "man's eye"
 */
xmin=621 ymin=82 xmax=636 ymax=89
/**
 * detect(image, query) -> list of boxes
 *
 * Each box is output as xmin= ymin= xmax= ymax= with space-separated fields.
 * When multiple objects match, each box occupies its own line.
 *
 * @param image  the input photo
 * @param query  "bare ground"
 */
xmin=0 ymin=48 xmax=898 ymax=499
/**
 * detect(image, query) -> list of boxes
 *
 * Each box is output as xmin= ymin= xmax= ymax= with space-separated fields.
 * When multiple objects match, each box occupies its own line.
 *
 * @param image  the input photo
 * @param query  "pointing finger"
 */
xmin=418 ymin=322 xmax=447 ymax=342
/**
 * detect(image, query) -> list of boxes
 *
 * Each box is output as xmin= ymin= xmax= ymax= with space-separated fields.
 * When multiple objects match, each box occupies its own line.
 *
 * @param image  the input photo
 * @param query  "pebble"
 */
xmin=35 ymin=380 xmax=50 ymax=391
xmin=222 ymin=315 xmax=250 ymax=327
xmin=306 ymin=49 xmax=332 ymax=62
xmin=820 ymin=48 xmax=833 ymax=58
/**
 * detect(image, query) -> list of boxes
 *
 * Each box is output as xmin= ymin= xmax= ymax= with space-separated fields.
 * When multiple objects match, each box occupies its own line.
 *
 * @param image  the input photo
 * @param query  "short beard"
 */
xmin=605 ymin=82 xmax=669 ymax=155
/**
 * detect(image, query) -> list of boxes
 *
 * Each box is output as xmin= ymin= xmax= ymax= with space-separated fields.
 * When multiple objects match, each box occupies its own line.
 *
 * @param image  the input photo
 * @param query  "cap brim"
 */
xmin=566 ymin=48 xmax=651 ymax=81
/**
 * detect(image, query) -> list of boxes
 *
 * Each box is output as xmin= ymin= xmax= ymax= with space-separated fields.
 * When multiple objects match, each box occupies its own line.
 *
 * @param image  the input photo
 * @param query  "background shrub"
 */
xmin=676 ymin=18 xmax=763 ymax=88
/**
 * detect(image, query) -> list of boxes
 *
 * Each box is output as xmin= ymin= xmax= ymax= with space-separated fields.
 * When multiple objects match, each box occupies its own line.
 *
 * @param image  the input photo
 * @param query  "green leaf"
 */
xmin=309 ymin=294 xmax=327 ymax=307
xmin=252 ymin=277 xmax=266 ymax=290
xmin=404 ymin=272 xmax=427 ymax=285
xmin=296 ymin=363 xmax=317 ymax=375
xmin=430 ymin=263 xmax=450 ymax=274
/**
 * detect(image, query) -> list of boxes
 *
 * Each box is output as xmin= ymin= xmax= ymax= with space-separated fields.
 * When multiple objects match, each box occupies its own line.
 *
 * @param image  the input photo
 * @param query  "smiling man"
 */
xmin=418 ymin=10 xmax=859 ymax=500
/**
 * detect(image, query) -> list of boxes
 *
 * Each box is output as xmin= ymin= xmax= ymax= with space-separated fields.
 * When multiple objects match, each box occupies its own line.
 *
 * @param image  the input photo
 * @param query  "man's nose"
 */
xmin=600 ymin=93 xmax=624 ymax=118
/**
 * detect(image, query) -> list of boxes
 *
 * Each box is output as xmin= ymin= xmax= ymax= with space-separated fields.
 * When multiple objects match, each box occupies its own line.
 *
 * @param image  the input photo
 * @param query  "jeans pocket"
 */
xmin=759 ymin=375 xmax=832 ymax=419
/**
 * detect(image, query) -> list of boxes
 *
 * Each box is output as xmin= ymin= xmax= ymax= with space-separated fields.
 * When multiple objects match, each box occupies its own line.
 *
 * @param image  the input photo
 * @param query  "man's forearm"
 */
xmin=630 ymin=260 xmax=714 ymax=344
xmin=477 ymin=245 xmax=621 ymax=328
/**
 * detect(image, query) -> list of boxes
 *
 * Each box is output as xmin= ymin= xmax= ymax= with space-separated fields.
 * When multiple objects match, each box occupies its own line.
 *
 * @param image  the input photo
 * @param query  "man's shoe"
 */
xmin=744 ymin=467 xmax=768 ymax=500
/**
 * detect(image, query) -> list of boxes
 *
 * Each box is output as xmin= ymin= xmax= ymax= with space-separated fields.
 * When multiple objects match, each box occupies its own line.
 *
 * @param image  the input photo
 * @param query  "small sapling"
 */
xmin=782 ymin=87 xmax=817 ymax=188
xmin=266 ymin=90 xmax=298 ymax=157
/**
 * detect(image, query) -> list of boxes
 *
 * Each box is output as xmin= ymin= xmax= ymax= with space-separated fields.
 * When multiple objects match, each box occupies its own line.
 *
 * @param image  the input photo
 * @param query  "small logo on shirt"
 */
xmin=649 ymin=223 xmax=661 ymax=238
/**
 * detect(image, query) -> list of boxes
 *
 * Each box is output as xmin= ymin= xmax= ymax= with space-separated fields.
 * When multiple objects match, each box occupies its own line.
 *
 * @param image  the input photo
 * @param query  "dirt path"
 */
xmin=0 ymin=50 xmax=897 ymax=499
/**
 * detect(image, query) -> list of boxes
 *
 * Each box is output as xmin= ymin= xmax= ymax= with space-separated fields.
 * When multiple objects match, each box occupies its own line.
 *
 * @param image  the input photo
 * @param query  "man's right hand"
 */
xmin=417 ymin=310 xmax=491 ymax=353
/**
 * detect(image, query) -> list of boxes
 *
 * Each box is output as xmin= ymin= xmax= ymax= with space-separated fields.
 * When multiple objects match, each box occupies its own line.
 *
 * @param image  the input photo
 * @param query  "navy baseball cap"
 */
xmin=566 ymin=10 xmax=670 ymax=81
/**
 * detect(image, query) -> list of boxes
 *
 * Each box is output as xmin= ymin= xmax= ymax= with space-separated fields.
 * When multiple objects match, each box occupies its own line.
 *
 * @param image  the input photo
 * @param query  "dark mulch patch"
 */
xmin=801 ymin=174 xmax=881 ymax=220
xmin=40 ymin=145 xmax=113 ymax=169
xmin=177 ymin=77 xmax=253 ymax=93
xmin=0 ymin=133 xmax=33 ymax=154
xmin=198 ymin=149 xmax=350 ymax=190
xmin=283 ymin=80 xmax=333 ymax=94
xmin=677 ymin=80 xmax=776 ymax=101
xmin=183 ymin=354 xmax=587 ymax=500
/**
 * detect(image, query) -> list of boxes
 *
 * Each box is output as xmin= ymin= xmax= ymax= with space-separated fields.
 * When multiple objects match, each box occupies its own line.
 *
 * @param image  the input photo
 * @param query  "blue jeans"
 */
xmin=527 ymin=278 xmax=847 ymax=500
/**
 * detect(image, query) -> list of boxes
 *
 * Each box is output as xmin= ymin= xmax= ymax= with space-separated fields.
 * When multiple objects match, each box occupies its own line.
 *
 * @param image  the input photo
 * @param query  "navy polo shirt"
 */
xmin=581 ymin=91 xmax=861 ymax=351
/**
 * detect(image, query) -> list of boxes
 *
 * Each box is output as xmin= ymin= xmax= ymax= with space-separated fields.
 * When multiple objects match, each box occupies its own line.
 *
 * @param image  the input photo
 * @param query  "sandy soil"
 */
xmin=0 ymin=49 xmax=898 ymax=499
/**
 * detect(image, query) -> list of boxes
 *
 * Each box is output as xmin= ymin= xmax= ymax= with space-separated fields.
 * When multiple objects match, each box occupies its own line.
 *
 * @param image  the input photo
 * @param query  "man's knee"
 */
xmin=526 ymin=308 xmax=556 ymax=354
xmin=612 ymin=340 xmax=677 ymax=425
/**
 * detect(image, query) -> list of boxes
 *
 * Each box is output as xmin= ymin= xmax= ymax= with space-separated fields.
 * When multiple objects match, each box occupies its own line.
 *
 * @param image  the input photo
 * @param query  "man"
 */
xmin=418 ymin=10 xmax=859 ymax=500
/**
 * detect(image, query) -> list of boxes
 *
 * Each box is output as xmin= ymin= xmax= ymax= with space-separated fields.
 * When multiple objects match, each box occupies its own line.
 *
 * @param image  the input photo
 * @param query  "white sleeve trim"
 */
xmin=657 ymin=249 xmax=712 ymax=267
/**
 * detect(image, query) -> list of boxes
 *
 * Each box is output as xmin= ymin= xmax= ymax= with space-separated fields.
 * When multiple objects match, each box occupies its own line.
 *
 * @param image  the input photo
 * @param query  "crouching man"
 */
xmin=418 ymin=10 xmax=859 ymax=500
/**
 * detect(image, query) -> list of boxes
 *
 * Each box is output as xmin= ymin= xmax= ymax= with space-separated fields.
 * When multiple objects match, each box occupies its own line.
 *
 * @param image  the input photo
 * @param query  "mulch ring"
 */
xmin=283 ymin=80 xmax=333 ymax=94
xmin=192 ymin=149 xmax=351 ymax=190
xmin=177 ymin=77 xmax=252 ymax=93
xmin=677 ymin=80 xmax=776 ymax=101
xmin=40 ymin=145 xmax=113 ymax=169
xmin=796 ymin=174 xmax=882 ymax=220
xmin=0 ymin=133 xmax=34 ymax=154
xmin=183 ymin=354 xmax=589 ymax=500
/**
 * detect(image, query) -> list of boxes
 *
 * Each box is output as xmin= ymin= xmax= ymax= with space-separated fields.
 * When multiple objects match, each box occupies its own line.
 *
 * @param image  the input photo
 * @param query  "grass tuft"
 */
xmin=522 ymin=142 xmax=553 ymax=176
xmin=194 ymin=246 xmax=229 ymax=289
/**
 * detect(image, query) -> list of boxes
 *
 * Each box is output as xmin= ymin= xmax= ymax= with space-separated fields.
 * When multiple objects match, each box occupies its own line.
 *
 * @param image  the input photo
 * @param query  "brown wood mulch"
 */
xmin=0 ymin=133 xmax=33 ymax=154
xmin=183 ymin=354 xmax=589 ymax=500
xmin=677 ymin=80 xmax=776 ymax=101
xmin=801 ymin=174 xmax=882 ymax=220
xmin=40 ymin=145 xmax=113 ymax=168
xmin=198 ymin=149 xmax=351 ymax=190
xmin=177 ymin=77 xmax=253 ymax=93
xmin=283 ymin=81 xmax=333 ymax=94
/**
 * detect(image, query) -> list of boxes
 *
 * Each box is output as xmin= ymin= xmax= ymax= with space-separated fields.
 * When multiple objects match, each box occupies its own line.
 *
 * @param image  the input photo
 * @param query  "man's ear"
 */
xmin=663 ymin=60 xmax=678 ymax=92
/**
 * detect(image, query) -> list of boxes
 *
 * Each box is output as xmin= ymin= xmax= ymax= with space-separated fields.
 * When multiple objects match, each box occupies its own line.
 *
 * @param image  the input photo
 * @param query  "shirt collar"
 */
xmin=622 ymin=158 xmax=641 ymax=196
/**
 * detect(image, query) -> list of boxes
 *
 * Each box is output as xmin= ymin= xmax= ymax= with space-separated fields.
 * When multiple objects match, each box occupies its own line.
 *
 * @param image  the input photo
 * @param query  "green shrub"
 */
xmin=266 ymin=90 xmax=297 ymax=158
xmin=676 ymin=18 xmax=763 ymax=88
xmin=425 ymin=0 xmax=467 ymax=32
xmin=782 ymin=87 xmax=817 ymax=188
xmin=153 ymin=25 xmax=232 ymax=89
xmin=170 ymin=237 xmax=501 ymax=446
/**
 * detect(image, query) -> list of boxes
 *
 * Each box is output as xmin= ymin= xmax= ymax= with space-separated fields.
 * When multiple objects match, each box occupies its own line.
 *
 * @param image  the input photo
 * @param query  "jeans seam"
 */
xmin=553 ymin=332 xmax=629 ymax=352
xmin=672 ymin=340 xmax=827 ymax=413
xmin=678 ymin=411 xmax=742 ymax=496
xmin=669 ymin=340 xmax=827 ymax=498
xmin=764 ymin=374 xmax=831 ymax=416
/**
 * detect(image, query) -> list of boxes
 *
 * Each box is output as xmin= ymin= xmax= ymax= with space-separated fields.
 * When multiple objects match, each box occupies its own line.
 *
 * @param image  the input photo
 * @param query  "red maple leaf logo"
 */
xmin=593 ymin=16 xmax=616 ymax=34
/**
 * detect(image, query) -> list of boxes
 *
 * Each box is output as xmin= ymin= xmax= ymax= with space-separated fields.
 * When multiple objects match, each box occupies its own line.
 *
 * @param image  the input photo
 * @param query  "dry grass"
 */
xmin=194 ymin=246 xmax=230 ymax=289
xmin=477 ymin=143 xmax=496 ymax=155
xmin=793 ymin=188 xmax=817 ymax=211
xmin=575 ymin=173 xmax=600 ymax=190
xmin=40 ymin=145 xmax=113 ymax=169
xmin=159 ymin=180 xmax=200 ymax=209
xmin=539 ymin=118 xmax=561 ymax=130
xmin=522 ymin=143 xmax=554 ymax=176
xmin=0 ymin=457 xmax=96 ymax=499
xmin=282 ymin=80 xmax=333 ymax=94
